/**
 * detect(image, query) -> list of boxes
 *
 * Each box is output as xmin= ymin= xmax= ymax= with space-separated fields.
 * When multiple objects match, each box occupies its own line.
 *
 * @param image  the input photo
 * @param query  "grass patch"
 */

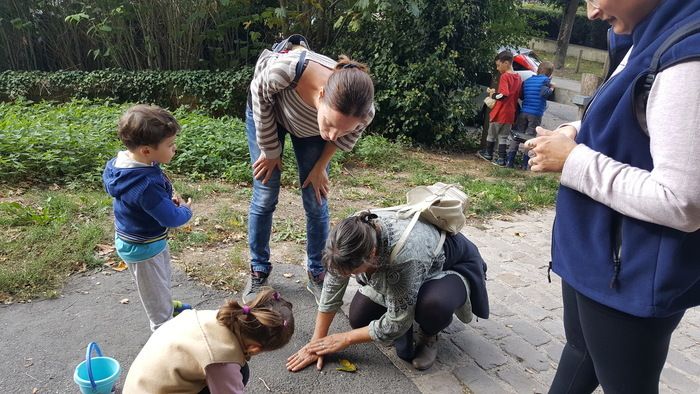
xmin=455 ymin=173 xmax=559 ymax=215
xmin=538 ymin=51 xmax=605 ymax=81
xmin=0 ymin=190 xmax=112 ymax=301
xmin=179 ymin=243 xmax=248 ymax=293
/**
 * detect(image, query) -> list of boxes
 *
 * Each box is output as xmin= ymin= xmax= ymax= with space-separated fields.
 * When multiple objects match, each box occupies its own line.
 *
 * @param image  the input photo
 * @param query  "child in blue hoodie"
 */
xmin=103 ymin=104 xmax=193 ymax=331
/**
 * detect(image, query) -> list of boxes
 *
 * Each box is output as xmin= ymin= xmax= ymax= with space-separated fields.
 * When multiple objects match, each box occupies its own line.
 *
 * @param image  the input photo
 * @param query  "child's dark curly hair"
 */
xmin=216 ymin=287 xmax=294 ymax=352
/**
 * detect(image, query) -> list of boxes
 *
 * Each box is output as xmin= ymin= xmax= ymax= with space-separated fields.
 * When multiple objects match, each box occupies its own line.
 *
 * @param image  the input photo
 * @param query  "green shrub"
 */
xmin=0 ymin=100 xmax=391 ymax=187
xmin=0 ymin=101 xmax=256 ymax=185
xmin=0 ymin=69 xmax=253 ymax=117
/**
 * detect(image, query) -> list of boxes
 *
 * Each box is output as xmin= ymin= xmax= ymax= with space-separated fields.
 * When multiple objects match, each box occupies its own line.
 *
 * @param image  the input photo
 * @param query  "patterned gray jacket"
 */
xmin=318 ymin=211 xmax=472 ymax=343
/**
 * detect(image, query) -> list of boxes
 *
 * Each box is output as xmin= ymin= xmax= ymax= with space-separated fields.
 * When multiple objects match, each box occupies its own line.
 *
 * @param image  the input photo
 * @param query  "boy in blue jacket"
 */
xmin=507 ymin=61 xmax=555 ymax=169
xmin=103 ymin=104 xmax=193 ymax=331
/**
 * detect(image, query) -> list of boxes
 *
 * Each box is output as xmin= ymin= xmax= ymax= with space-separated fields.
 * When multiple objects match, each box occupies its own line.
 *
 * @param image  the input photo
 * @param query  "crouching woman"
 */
xmin=287 ymin=210 xmax=489 ymax=371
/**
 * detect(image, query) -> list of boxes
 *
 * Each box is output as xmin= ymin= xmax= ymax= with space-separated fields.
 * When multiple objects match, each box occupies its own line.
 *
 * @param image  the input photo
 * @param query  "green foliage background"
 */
xmin=0 ymin=0 xmax=532 ymax=147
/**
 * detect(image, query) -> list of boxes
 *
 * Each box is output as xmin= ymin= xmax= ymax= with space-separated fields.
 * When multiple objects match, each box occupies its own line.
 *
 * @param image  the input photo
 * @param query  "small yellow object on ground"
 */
xmin=336 ymin=359 xmax=357 ymax=373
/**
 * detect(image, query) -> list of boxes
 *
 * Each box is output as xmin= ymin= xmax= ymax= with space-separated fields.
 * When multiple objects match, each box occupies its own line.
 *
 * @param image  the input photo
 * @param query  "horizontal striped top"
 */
xmin=249 ymin=48 xmax=375 ymax=159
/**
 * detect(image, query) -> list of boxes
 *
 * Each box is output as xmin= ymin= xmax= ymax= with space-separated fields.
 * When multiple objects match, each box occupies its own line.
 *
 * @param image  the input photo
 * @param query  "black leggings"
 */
xmin=348 ymin=274 xmax=467 ymax=336
xmin=549 ymin=281 xmax=684 ymax=394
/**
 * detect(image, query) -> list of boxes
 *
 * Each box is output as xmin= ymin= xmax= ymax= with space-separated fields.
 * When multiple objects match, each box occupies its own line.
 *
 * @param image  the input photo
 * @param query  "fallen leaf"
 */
xmin=282 ymin=273 xmax=293 ymax=278
xmin=112 ymin=261 xmax=128 ymax=272
xmin=514 ymin=232 xmax=524 ymax=237
xmin=214 ymin=224 xmax=224 ymax=231
xmin=32 ymin=388 xmax=39 ymax=394
xmin=193 ymin=217 xmax=201 ymax=226
xmin=119 ymin=298 xmax=129 ymax=304
xmin=336 ymin=359 xmax=357 ymax=372
xmin=95 ymin=244 xmax=115 ymax=256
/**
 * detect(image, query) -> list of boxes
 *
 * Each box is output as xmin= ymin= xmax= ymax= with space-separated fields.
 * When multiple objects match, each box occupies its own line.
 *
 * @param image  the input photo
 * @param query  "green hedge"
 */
xmin=0 ymin=69 xmax=253 ymax=117
xmin=0 ymin=101 xmax=253 ymax=185
xmin=522 ymin=7 xmax=609 ymax=50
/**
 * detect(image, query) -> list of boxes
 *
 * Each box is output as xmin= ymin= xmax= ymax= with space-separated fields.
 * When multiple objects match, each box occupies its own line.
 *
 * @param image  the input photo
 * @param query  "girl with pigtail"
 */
xmin=124 ymin=287 xmax=294 ymax=394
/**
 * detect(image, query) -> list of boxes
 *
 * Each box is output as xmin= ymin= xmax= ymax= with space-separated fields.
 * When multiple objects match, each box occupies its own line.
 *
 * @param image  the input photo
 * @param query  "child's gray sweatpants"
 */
xmin=127 ymin=247 xmax=174 ymax=332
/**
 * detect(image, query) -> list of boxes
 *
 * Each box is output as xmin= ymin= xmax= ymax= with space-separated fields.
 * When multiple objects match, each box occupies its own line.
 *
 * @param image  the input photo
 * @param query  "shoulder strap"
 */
xmin=289 ymin=50 xmax=307 ymax=89
xmin=389 ymin=212 xmax=448 ymax=263
xmin=271 ymin=34 xmax=310 ymax=89
xmin=635 ymin=20 xmax=700 ymax=135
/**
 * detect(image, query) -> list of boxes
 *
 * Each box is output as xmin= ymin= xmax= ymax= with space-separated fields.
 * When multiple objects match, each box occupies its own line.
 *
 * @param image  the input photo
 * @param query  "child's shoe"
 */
xmin=505 ymin=151 xmax=517 ymax=168
xmin=172 ymin=300 xmax=192 ymax=317
xmin=476 ymin=150 xmax=493 ymax=162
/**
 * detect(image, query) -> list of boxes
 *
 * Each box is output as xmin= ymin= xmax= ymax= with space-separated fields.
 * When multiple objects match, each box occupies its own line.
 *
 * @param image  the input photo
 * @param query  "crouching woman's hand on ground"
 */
xmin=287 ymin=343 xmax=325 ymax=372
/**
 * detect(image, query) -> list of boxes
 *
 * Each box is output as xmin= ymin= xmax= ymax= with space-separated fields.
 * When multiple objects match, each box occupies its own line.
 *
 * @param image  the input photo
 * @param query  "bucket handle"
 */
xmin=85 ymin=342 xmax=103 ymax=390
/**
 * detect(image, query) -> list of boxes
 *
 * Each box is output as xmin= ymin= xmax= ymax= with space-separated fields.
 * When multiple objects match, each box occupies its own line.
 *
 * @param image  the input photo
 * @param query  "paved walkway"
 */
xmin=355 ymin=209 xmax=700 ymax=394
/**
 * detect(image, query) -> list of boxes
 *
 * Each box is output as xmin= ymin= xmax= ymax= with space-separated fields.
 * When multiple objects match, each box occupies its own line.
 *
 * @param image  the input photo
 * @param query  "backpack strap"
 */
xmin=389 ymin=212 xmax=447 ymax=263
xmin=635 ymin=20 xmax=700 ymax=135
xmin=389 ymin=210 xmax=421 ymax=262
xmin=289 ymin=50 xmax=307 ymax=89
xmin=271 ymin=34 xmax=310 ymax=89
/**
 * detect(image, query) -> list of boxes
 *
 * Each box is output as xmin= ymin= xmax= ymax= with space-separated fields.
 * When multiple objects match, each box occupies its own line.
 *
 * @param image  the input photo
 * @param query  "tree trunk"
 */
xmin=554 ymin=0 xmax=580 ymax=70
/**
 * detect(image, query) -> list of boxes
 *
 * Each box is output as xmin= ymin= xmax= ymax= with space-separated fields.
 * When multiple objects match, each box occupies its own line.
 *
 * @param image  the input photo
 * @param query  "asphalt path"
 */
xmin=0 ymin=263 xmax=418 ymax=393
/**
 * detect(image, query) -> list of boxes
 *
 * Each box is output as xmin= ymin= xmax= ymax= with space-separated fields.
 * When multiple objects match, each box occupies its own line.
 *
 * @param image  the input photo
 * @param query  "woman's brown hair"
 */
xmin=322 ymin=210 xmax=379 ymax=277
xmin=217 ymin=287 xmax=294 ymax=352
xmin=322 ymin=55 xmax=374 ymax=118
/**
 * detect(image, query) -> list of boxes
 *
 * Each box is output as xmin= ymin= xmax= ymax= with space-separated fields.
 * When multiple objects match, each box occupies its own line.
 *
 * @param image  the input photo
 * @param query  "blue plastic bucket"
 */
xmin=73 ymin=342 xmax=121 ymax=394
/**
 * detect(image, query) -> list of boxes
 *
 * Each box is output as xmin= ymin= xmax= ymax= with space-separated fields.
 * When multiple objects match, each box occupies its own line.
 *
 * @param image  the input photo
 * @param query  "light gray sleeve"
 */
xmin=560 ymin=61 xmax=700 ymax=232
xmin=317 ymin=272 xmax=349 ymax=313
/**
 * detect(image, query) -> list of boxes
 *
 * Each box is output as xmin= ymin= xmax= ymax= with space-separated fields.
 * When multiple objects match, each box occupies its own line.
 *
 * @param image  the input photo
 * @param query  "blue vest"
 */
xmin=552 ymin=0 xmax=700 ymax=318
xmin=521 ymin=74 xmax=550 ymax=117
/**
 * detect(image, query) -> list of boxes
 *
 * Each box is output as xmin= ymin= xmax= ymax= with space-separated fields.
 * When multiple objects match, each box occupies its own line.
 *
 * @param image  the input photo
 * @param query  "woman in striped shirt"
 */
xmin=243 ymin=41 xmax=375 ymax=304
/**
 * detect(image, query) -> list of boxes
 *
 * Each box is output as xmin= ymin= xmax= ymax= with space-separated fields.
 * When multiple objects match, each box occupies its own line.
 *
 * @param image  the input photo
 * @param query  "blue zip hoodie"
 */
xmin=552 ymin=0 xmax=700 ymax=318
xmin=103 ymin=155 xmax=192 ymax=245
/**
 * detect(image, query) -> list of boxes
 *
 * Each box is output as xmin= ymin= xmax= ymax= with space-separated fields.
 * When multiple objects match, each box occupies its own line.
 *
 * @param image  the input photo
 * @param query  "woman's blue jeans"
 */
xmin=245 ymin=105 xmax=329 ymax=277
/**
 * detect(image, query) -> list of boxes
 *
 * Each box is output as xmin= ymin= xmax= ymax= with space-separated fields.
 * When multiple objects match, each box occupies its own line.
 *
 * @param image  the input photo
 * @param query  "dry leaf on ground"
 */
xmin=336 ymin=358 xmax=357 ymax=372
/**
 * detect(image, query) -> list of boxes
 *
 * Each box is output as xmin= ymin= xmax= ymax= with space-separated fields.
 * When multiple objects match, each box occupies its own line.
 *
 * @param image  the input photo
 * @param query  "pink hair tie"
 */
xmin=283 ymin=320 xmax=288 ymax=327
xmin=242 ymin=305 xmax=251 ymax=315
xmin=273 ymin=292 xmax=281 ymax=301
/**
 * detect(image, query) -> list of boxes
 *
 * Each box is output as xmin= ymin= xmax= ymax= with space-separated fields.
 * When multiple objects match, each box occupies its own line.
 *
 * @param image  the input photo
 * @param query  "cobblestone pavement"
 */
xmin=343 ymin=209 xmax=700 ymax=394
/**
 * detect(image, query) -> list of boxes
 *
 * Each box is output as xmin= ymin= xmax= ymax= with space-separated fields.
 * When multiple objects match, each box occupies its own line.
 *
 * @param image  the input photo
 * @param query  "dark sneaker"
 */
xmin=306 ymin=271 xmax=325 ymax=305
xmin=492 ymin=158 xmax=506 ymax=167
xmin=243 ymin=270 xmax=269 ymax=304
xmin=172 ymin=300 xmax=192 ymax=317
xmin=476 ymin=150 xmax=493 ymax=162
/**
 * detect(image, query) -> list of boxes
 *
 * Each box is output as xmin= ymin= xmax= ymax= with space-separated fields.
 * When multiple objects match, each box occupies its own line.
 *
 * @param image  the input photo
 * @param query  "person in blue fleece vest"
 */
xmin=103 ymin=104 xmax=193 ymax=332
xmin=526 ymin=0 xmax=700 ymax=392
